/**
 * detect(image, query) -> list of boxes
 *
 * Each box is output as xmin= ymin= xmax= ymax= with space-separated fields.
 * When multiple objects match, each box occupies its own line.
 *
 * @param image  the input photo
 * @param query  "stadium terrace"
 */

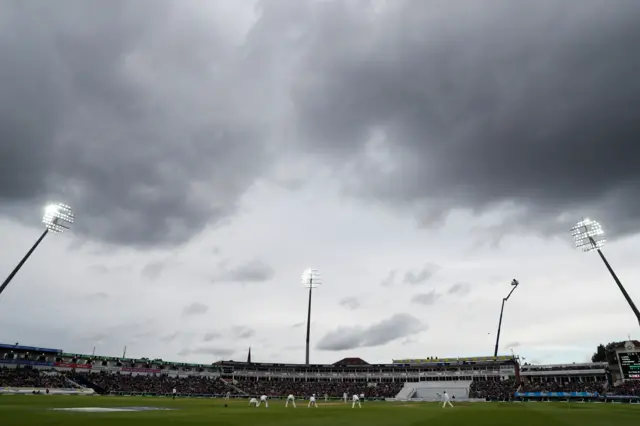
xmin=1 ymin=341 xmax=639 ymax=403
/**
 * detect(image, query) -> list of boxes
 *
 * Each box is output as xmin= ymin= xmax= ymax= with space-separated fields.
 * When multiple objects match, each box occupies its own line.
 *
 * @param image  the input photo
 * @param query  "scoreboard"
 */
xmin=618 ymin=352 xmax=640 ymax=379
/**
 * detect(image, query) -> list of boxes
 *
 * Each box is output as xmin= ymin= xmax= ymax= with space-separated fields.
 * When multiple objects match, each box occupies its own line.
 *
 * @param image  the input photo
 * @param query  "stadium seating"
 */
xmin=469 ymin=379 xmax=517 ymax=399
xmin=2 ymin=366 xmax=639 ymax=400
xmin=230 ymin=378 xmax=403 ymax=398
xmin=0 ymin=368 xmax=80 ymax=389
xmin=520 ymin=380 xmax=606 ymax=393
xmin=2 ymin=341 xmax=638 ymax=401
xmin=602 ymin=380 xmax=640 ymax=396
xmin=86 ymin=372 xmax=234 ymax=395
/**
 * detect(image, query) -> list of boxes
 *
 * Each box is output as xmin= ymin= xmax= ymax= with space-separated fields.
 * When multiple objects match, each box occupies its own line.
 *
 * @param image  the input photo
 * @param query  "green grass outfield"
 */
xmin=0 ymin=395 xmax=638 ymax=426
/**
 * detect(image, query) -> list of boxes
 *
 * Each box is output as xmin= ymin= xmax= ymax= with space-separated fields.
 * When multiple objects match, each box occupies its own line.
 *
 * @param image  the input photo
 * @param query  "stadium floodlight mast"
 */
xmin=571 ymin=218 xmax=640 ymax=326
xmin=0 ymin=203 xmax=74 ymax=299
xmin=493 ymin=279 xmax=519 ymax=357
xmin=301 ymin=268 xmax=322 ymax=365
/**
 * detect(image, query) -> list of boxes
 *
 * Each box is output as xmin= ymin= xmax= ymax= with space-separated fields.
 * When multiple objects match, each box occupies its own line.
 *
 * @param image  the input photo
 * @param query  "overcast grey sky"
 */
xmin=1 ymin=0 xmax=639 ymax=365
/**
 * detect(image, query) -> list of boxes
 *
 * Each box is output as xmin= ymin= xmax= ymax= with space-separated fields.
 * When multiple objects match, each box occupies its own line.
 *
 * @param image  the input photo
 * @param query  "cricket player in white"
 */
xmin=286 ymin=394 xmax=296 ymax=408
xmin=172 ymin=388 xmax=177 ymax=400
xmin=352 ymin=394 xmax=362 ymax=408
xmin=343 ymin=392 xmax=348 ymax=403
xmin=442 ymin=391 xmax=453 ymax=408
xmin=224 ymin=391 xmax=230 ymax=400
xmin=308 ymin=394 xmax=318 ymax=408
xmin=257 ymin=395 xmax=269 ymax=408
xmin=324 ymin=393 xmax=328 ymax=402
xmin=249 ymin=397 xmax=258 ymax=407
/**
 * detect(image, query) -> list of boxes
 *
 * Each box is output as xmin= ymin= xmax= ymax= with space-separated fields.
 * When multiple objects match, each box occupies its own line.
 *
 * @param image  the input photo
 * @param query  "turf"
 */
xmin=0 ymin=395 xmax=638 ymax=426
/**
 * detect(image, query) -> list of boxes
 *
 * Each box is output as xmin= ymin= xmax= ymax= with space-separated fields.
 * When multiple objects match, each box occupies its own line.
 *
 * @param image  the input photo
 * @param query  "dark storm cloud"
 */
xmin=316 ymin=313 xmax=427 ymax=351
xmin=6 ymin=0 xmax=639 ymax=249
xmin=0 ymin=0 xmax=273 ymax=247
xmin=403 ymin=263 xmax=441 ymax=285
xmin=290 ymin=0 xmax=640 ymax=237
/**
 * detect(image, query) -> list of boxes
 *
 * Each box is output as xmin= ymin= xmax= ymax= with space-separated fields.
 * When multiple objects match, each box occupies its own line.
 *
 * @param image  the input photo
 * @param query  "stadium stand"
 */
xmin=87 ymin=372 xmax=233 ymax=395
xmin=469 ymin=379 xmax=516 ymax=400
xmin=0 ymin=368 xmax=76 ymax=389
xmin=612 ymin=380 xmax=640 ymax=396
xmin=2 ymin=341 xmax=639 ymax=402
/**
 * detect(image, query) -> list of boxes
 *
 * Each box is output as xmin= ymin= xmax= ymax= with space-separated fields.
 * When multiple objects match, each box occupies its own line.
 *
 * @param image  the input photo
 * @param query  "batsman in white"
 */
xmin=343 ymin=392 xmax=348 ymax=403
xmin=257 ymin=394 xmax=269 ymax=408
xmin=308 ymin=393 xmax=318 ymax=408
xmin=286 ymin=394 xmax=296 ymax=408
xmin=249 ymin=397 xmax=258 ymax=407
xmin=442 ymin=391 xmax=454 ymax=408
xmin=352 ymin=394 xmax=362 ymax=408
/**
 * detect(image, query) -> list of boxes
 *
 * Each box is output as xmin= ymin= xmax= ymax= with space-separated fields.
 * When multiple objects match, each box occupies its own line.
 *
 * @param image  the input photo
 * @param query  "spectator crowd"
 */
xmin=521 ymin=380 xmax=606 ymax=393
xmin=2 ymin=367 xmax=639 ymax=399
xmin=609 ymin=380 xmax=640 ymax=396
xmin=87 ymin=373 xmax=403 ymax=398
xmin=232 ymin=378 xmax=403 ymax=399
xmin=88 ymin=372 xmax=232 ymax=395
xmin=0 ymin=368 xmax=76 ymax=388
xmin=469 ymin=379 xmax=517 ymax=399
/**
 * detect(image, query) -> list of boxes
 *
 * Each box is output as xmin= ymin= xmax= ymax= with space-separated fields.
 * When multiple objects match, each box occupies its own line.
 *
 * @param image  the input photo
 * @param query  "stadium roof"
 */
xmin=332 ymin=357 xmax=370 ymax=366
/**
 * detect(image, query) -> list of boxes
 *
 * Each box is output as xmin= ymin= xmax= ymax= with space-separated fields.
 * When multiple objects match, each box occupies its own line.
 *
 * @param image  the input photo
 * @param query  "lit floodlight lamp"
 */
xmin=0 ymin=203 xmax=75 ymax=299
xmin=570 ymin=218 xmax=640 ymax=326
xmin=301 ymin=268 xmax=322 ymax=288
xmin=571 ymin=218 xmax=605 ymax=252
xmin=301 ymin=268 xmax=321 ymax=365
xmin=43 ymin=203 xmax=75 ymax=233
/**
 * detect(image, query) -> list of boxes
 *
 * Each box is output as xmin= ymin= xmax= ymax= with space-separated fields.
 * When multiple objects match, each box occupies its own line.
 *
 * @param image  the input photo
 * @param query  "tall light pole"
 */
xmin=494 ymin=279 xmax=519 ymax=357
xmin=571 ymin=218 xmax=640 ymax=326
xmin=0 ymin=203 xmax=74 ymax=299
xmin=301 ymin=268 xmax=321 ymax=365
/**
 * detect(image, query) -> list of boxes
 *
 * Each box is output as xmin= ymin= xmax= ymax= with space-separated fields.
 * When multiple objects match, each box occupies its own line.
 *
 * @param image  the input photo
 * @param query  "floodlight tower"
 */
xmin=571 ymin=218 xmax=640 ymax=326
xmin=301 ymin=268 xmax=321 ymax=365
xmin=0 ymin=203 xmax=74 ymax=298
xmin=493 ymin=279 xmax=519 ymax=357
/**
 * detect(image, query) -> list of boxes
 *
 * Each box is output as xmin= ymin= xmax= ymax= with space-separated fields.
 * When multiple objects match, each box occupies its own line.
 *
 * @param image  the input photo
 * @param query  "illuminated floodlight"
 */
xmin=43 ymin=203 xmax=75 ymax=233
xmin=301 ymin=268 xmax=322 ymax=288
xmin=571 ymin=218 xmax=605 ymax=252
xmin=1 ymin=202 xmax=75 ymax=299
xmin=570 ymin=217 xmax=640 ymax=326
